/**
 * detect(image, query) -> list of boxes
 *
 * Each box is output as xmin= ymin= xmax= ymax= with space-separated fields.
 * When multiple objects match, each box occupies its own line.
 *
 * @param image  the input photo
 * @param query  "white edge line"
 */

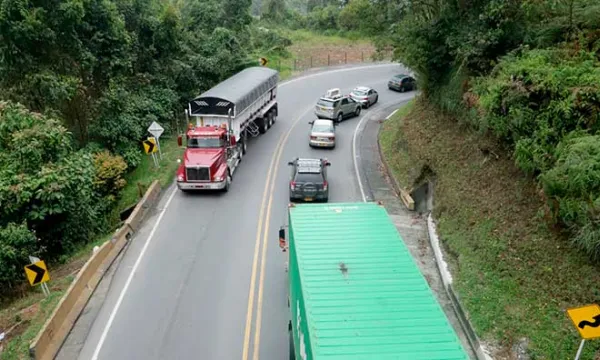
xmin=91 ymin=186 xmax=178 ymax=360
xmin=90 ymin=63 xmax=401 ymax=357
xmin=352 ymin=114 xmax=369 ymax=203
xmin=385 ymin=108 xmax=398 ymax=120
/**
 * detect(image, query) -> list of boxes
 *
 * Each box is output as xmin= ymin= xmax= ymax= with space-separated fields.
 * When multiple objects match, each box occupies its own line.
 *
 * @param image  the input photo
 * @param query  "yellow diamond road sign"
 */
xmin=567 ymin=304 xmax=600 ymax=340
xmin=259 ymin=57 xmax=268 ymax=66
xmin=24 ymin=260 xmax=50 ymax=286
xmin=143 ymin=137 xmax=158 ymax=154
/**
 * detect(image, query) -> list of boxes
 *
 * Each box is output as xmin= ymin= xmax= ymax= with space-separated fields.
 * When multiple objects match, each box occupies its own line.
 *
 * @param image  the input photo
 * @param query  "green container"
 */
xmin=286 ymin=202 xmax=469 ymax=360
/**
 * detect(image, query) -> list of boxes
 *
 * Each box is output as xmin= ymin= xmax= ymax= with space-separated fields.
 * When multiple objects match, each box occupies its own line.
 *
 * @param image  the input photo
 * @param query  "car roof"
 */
xmin=312 ymin=119 xmax=334 ymax=126
xmin=352 ymin=86 xmax=371 ymax=92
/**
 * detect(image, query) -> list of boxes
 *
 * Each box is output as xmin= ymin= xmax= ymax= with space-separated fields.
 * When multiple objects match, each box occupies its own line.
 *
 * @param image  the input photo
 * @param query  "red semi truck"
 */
xmin=176 ymin=67 xmax=279 ymax=192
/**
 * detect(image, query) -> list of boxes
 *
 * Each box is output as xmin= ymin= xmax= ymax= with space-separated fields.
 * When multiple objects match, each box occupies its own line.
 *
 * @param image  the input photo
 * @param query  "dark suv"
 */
xmin=388 ymin=74 xmax=417 ymax=92
xmin=288 ymin=158 xmax=330 ymax=202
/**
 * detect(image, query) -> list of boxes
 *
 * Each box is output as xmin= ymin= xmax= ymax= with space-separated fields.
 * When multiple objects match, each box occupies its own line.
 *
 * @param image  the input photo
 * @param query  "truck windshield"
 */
xmin=187 ymin=137 xmax=225 ymax=148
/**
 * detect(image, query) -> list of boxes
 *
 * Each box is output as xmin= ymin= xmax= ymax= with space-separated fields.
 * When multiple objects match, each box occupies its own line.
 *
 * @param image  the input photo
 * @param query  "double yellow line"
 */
xmin=241 ymin=106 xmax=311 ymax=360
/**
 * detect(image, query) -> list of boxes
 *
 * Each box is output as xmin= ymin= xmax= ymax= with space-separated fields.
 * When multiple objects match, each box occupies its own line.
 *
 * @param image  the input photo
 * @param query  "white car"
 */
xmin=350 ymin=86 xmax=379 ymax=108
xmin=308 ymin=119 xmax=336 ymax=148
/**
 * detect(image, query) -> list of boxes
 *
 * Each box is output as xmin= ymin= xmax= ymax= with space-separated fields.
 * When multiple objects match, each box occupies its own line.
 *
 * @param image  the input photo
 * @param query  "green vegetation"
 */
xmin=381 ymin=99 xmax=600 ymax=358
xmin=371 ymin=0 xmax=600 ymax=356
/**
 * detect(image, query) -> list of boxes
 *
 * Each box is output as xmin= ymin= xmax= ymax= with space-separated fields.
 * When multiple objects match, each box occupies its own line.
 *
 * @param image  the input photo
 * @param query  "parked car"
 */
xmin=350 ymin=86 xmax=379 ymax=108
xmin=288 ymin=157 xmax=331 ymax=202
xmin=308 ymin=119 xmax=336 ymax=148
xmin=315 ymin=89 xmax=362 ymax=123
xmin=388 ymin=74 xmax=417 ymax=92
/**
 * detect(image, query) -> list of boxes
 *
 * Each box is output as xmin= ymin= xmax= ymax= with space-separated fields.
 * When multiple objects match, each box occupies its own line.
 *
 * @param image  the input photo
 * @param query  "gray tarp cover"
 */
xmin=190 ymin=67 xmax=279 ymax=117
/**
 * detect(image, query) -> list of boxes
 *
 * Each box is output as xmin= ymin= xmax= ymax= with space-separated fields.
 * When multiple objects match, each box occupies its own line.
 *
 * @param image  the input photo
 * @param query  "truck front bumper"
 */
xmin=177 ymin=180 xmax=227 ymax=191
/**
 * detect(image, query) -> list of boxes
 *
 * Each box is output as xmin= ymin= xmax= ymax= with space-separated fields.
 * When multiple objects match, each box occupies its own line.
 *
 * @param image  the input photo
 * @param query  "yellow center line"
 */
xmin=241 ymin=133 xmax=286 ymax=360
xmin=251 ymin=106 xmax=313 ymax=360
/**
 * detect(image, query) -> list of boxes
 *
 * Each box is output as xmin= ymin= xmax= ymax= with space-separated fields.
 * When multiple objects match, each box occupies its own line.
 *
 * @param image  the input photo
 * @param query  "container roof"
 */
xmin=191 ymin=66 xmax=278 ymax=116
xmin=289 ymin=202 xmax=468 ymax=359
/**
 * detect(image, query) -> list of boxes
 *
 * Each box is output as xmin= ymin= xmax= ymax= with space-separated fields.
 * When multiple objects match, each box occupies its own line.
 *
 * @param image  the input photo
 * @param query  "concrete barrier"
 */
xmin=125 ymin=180 xmax=161 ymax=232
xmin=29 ymin=180 xmax=162 ymax=360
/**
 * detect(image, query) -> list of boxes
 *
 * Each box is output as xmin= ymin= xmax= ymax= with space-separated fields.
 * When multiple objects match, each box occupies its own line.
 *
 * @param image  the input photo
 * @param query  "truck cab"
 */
xmin=176 ymin=124 xmax=239 ymax=192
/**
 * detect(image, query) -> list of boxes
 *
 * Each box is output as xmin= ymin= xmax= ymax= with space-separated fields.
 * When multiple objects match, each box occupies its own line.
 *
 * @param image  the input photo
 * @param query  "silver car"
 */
xmin=308 ymin=119 xmax=335 ymax=148
xmin=315 ymin=94 xmax=362 ymax=123
xmin=350 ymin=86 xmax=379 ymax=108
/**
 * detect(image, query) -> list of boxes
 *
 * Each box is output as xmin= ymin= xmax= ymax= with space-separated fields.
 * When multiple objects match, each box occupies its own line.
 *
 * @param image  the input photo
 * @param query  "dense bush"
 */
xmin=0 ymin=102 xmax=98 ymax=261
xmin=93 ymin=150 xmax=128 ymax=201
xmin=0 ymin=222 xmax=39 ymax=290
xmin=474 ymin=49 xmax=600 ymax=174
xmin=541 ymin=134 xmax=600 ymax=259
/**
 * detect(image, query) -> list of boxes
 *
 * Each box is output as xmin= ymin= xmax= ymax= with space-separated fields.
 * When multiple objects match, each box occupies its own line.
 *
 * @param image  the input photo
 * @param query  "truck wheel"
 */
xmin=223 ymin=172 xmax=231 ymax=192
xmin=242 ymin=139 xmax=247 ymax=155
xmin=257 ymin=118 xmax=267 ymax=134
xmin=268 ymin=112 xmax=274 ymax=127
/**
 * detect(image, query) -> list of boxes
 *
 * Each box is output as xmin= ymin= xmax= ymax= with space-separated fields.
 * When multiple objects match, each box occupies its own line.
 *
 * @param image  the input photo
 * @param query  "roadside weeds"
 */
xmin=379 ymin=98 xmax=600 ymax=359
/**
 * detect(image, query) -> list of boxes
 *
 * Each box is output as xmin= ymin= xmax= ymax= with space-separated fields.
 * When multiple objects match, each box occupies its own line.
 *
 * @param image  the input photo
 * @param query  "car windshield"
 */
xmin=295 ymin=172 xmax=323 ymax=183
xmin=312 ymin=124 xmax=333 ymax=133
xmin=317 ymin=99 xmax=334 ymax=108
xmin=353 ymin=89 xmax=368 ymax=96
xmin=187 ymin=137 xmax=224 ymax=148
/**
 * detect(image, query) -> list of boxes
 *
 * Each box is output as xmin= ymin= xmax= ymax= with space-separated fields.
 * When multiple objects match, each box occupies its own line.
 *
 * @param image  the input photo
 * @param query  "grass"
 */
xmin=117 ymin=136 xmax=184 ymax=210
xmin=379 ymin=98 xmax=600 ymax=359
xmin=0 ymin=136 xmax=183 ymax=359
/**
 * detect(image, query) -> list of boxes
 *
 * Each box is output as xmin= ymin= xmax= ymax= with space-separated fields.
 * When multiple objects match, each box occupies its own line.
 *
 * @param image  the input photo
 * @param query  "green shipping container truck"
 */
xmin=279 ymin=202 xmax=469 ymax=360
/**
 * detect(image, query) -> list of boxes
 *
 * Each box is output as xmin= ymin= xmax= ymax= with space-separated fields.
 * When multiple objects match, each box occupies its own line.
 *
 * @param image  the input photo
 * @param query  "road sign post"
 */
xmin=567 ymin=304 xmax=600 ymax=359
xmin=25 ymin=259 xmax=50 ymax=297
xmin=143 ymin=137 xmax=159 ymax=167
xmin=147 ymin=121 xmax=164 ymax=160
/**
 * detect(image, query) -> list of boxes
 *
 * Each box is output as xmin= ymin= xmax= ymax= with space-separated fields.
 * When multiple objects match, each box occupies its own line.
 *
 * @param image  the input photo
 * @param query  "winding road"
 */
xmin=64 ymin=63 xmax=422 ymax=360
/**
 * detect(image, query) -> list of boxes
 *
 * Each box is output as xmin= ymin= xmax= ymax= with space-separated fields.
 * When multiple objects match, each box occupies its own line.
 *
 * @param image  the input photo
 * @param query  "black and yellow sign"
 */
xmin=143 ymin=137 xmax=158 ymax=154
xmin=24 ymin=260 xmax=50 ymax=286
xmin=259 ymin=57 xmax=268 ymax=66
xmin=567 ymin=304 xmax=600 ymax=340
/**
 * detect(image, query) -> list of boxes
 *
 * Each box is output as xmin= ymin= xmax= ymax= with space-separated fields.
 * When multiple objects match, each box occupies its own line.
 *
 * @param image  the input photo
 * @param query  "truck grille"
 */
xmin=186 ymin=166 xmax=210 ymax=182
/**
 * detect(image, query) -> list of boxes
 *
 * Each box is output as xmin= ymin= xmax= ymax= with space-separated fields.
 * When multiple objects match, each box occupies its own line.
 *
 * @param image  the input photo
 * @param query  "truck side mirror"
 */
xmin=326 ymin=162 xmax=331 ymax=166
xmin=287 ymin=161 xmax=294 ymax=166
xmin=279 ymin=227 xmax=286 ymax=251
xmin=308 ymin=120 xmax=314 ymax=125
xmin=177 ymin=135 xmax=183 ymax=147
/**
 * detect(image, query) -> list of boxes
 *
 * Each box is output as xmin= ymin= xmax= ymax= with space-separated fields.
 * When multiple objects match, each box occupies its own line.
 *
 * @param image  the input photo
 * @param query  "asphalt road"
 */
xmin=72 ymin=63 xmax=417 ymax=360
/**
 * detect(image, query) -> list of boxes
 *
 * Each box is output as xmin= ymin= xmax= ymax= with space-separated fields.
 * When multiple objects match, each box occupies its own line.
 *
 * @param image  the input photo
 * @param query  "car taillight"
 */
xmin=323 ymin=181 xmax=328 ymax=191
xmin=290 ymin=181 xmax=296 ymax=190
xmin=310 ymin=136 xmax=317 ymax=140
xmin=327 ymin=136 xmax=335 ymax=140
xmin=363 ymin=97 xmax=368 ymax=100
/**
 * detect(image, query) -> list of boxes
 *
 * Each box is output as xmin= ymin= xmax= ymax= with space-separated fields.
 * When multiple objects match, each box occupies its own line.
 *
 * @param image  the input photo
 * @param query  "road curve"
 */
xmin=72 ymin=63 xmax=413 ymax=360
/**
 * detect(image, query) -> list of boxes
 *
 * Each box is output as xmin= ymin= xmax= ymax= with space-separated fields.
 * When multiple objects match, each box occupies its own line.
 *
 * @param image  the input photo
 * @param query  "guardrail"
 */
xmin=28 ymin=180 xmax=162 ymax=360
